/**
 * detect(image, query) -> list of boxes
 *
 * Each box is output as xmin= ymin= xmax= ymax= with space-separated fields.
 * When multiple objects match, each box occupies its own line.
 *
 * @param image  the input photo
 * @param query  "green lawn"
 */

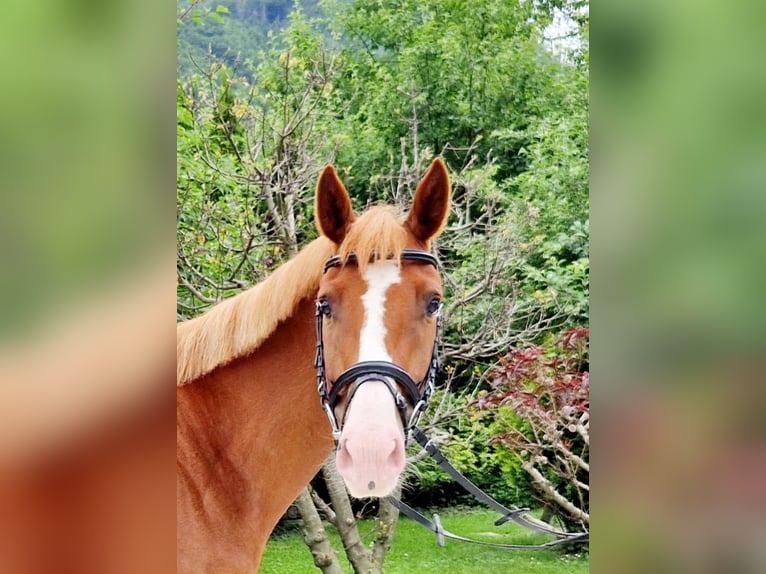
xmin=260 ymin=508 xmax=589 ymax=573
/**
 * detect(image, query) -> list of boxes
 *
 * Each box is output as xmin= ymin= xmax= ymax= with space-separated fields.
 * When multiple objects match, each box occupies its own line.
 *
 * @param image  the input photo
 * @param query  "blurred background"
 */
xmin=593 ymin=0 xmax=766 ymax=571
xmin=0 ymin=0 xmax=176 ymax=571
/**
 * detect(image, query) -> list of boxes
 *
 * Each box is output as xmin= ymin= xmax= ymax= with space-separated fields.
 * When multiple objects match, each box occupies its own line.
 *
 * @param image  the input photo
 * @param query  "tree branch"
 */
xmin=321 ymin=462 xmax=377 ymax=573
xmin=522 ymin=460 xmax=589 ymax=526
xmin=294 ymin=487 xmax=344 ymax=574
xmin=311 ymin=488 xmax=338 ymax=527
xmin=372 ymin=484 xmax=401 ymax=568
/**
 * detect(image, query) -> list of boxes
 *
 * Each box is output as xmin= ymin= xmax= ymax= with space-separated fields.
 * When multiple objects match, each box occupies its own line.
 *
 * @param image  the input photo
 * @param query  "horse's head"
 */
xmin=313 ymin=159 xmax=451 ymax=498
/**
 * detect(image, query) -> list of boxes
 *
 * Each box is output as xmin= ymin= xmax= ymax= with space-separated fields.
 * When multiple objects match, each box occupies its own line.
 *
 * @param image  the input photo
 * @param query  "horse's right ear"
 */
xmin=405 ymin=158 xmax=451 ymax=243
xmin=316 ymin=165 xmax=356 ymax=245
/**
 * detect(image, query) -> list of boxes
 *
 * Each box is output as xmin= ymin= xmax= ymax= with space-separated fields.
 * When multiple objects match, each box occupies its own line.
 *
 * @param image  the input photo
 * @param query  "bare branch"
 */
xmin=522 ymin=460 xmax=589 ymax=526
xmin=294 ymin=487 xmax=344 ymax=574
xmin=371 ymin=485 xmax=401 ymax=568
xmin=310 ymin=488 xmax=337 ymax=527
xmin=176 ymin=267 xmax=218 ymax=305
xmin=321 ymin=461 xmax=376 ymax=573
xmin=178 ymin=0 xmax=203 ymax=22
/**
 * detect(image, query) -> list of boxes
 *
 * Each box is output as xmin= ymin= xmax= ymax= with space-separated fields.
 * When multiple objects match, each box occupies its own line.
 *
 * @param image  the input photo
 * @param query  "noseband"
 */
xmin=314 ymin=249 xmax=443 ymax=442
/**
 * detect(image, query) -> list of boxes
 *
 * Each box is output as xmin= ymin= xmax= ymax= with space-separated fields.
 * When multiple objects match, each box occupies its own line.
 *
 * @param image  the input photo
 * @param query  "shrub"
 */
xmin=474 ymin=328 xmax=589 ymax=530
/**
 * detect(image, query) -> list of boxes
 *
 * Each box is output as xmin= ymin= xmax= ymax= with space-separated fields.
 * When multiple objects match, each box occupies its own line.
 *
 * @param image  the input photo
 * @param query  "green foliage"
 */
xmin=509 ymin=98 xmax=589 ymax=323
xmin=177 ymin=8 xmax=353 ymax=318
xmin=177 ymin=0 xmax=322 ymax=79
xmin=406 ymin=392 xmax=537 ymax=509
xmin=318 ymin=0 xmax=581 ymax=187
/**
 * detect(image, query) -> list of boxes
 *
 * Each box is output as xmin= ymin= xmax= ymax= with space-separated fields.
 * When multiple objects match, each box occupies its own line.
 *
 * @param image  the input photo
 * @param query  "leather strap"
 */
xmin=380 ymin=427 xmax=589 ymax=550
xmin=410 ymin=427 xmax=588 ymax=539
xmin=328 ymin=362 xmax=422 ymax=408
xmin=324 ymin=249 xmax=438 ymax=273
xmin=386 ymin=497 xmax=589 ymax=550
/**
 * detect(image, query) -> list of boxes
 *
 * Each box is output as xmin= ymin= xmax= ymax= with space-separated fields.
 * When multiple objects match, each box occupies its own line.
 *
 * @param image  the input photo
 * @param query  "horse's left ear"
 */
xmin=405 ymin=158 xmax=452 ymax=243
xmin=316 ymin=165 xmax=356 ymax=245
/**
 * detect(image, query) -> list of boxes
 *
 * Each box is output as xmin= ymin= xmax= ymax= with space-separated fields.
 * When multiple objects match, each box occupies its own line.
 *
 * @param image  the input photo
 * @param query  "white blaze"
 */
xmin=336 ymin=260 xmax=405 ymax=498
xmin=358 ymin=261 xmax=401 ymax=362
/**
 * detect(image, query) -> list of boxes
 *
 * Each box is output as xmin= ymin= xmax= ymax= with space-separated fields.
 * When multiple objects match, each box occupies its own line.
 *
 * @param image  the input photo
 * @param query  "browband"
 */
xmin=324 ymin=249 xmax=438 ymax=274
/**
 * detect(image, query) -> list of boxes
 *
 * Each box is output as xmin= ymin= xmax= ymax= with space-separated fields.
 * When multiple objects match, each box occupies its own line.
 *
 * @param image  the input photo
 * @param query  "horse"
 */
xmin=176 ymin=158 xmax=451 ymax=572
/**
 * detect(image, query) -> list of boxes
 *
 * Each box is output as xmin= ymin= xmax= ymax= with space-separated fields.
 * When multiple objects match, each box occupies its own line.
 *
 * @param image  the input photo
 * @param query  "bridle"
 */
xmin=314 ymin=249 xmax=443 ymax=442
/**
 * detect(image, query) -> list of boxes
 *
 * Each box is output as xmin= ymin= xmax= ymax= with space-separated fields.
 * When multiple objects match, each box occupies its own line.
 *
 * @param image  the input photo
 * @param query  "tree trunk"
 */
xmin=371 ymin=485 xmax=401 ymax=568
xmin=294 ymin=486 xmax=344 ymax=574
xmin=322 ymin=462 xmax=379 ymax=574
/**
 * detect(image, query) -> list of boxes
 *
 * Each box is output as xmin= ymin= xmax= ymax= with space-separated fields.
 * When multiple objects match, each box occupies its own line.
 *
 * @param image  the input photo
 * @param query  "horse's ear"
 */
xmin=405 ymin=158 xmax=451 ymax=243
xmin=316 ymin=165 xmax=356 ymax=245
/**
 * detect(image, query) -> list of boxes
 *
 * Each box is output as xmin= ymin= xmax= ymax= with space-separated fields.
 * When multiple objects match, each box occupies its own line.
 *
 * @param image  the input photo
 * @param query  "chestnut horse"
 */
xmin=177 ymin=159 xmax=451 ymax=572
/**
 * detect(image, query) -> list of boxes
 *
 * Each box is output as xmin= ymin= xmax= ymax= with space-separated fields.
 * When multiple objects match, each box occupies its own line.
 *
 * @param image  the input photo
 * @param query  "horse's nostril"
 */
xmin=386 ymin=438 xmax=405 ymax=471
xmin=335 ymin=438 xmax=352 ymax=471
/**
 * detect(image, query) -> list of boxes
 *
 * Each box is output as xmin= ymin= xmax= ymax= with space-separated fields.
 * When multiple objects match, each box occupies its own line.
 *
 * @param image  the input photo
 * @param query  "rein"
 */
xmin=386 ymin=427 xmax=590 ymax=550
xmin=315 ymin=249 xmax=442 ymax=441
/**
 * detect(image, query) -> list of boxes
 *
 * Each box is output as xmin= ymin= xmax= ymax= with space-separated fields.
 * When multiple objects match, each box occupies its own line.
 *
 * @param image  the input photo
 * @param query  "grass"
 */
xmin=260 ymin=508 xmax=589 ymax=573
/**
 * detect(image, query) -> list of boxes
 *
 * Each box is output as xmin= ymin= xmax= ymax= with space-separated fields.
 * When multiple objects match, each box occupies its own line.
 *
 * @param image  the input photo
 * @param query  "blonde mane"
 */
xmin=338 ymin=205 xmax=409 ymax=272
xmin=177 ymin=237 xmax=336 ymax=385
xmin=177 ymin=206 xmax=413 ymax=386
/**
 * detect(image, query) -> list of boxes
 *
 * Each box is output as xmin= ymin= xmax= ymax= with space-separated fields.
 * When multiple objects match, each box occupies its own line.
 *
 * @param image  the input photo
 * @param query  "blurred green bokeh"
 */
xmin=0 ymin=1 xmax=176 ymax=568
xmin=593 ymin=0 xmax=766 ymax=572
xmin=0 ymin=0 xmax=175 ymax=340
xmin=594 ymin=0 xmax=766 ymax=380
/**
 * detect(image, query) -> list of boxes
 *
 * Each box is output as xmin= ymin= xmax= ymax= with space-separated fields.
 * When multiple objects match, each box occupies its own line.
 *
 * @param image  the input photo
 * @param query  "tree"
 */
xmin=177 ymin=9 xmax=349 ymax=318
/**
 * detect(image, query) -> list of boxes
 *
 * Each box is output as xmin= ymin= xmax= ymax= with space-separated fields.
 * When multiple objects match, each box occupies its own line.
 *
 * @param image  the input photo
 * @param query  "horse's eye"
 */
xmin=317 ymin=299 xmax=332 ymax=318
xmin=426 ymin=297 xmax=442 ymax=317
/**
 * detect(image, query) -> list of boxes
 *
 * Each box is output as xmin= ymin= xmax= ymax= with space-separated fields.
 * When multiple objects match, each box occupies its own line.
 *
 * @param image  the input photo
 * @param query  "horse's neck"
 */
xmin=177 ymin=296 xmax=333 ymax=572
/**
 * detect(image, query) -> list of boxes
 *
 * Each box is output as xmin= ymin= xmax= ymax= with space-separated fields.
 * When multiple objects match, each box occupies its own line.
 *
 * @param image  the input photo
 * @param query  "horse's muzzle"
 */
xmin=334 ymin=380 xmax=406 ymax=498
